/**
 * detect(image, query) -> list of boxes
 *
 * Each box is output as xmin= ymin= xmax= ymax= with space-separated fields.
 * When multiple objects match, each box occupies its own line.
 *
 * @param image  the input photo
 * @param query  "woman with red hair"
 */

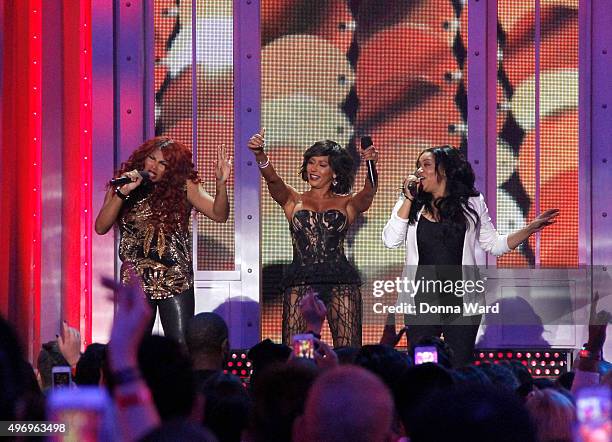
xmin=95 ymin=137 xmax=230 ymax=344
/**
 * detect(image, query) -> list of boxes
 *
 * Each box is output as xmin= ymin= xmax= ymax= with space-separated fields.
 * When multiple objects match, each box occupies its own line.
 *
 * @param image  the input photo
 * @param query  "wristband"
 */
xmin=115 ymin=187 xmax=130 ymax=201
xmin=579 ymin=345 xmax=602 ymax=361
xmin=110 ymin=367 xmax=141 ymax=386
xmin=401 ymin=190 xmax=414 ymax=202
xmin=114 ymin=385 xmax=152 ymax=408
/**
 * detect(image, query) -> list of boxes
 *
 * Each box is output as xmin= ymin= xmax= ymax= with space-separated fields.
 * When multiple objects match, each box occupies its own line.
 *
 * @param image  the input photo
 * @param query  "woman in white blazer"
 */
xmin=382 ymin=146 xmax=558 ymax=366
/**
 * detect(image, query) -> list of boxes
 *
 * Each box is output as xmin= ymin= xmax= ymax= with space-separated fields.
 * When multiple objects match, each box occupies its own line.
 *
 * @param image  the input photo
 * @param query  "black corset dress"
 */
xmin=281 ymin=209 xmax=362 ymax=289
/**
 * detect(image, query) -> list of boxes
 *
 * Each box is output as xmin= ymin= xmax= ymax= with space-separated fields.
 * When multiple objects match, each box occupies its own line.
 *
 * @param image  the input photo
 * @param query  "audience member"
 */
xmin=395 ymin=363 xmax=454 ymax=437
xmin=185 ymin=312 xmax=229 ymax=384
xmin=293 ymin=365 xmax=394 ymax=442
xmin=249 ymin=360 xmax=318 ymax=442
xmin=199 ymin=372 xmax=251 ymax=442
xmin=0 ymin=315 xmax=44 ymax=421
xmin=479 ymin=361 xmax=520 ymax=391
xmin=247 ymin=339 xmax=291 ymax=390
xmin=409 ymin=384 xmax=537 ymax=442
xmin=525 ymin=388 xmax=576 ymax=442
xmin=74 ymin=343 xmax=106 ymax=386
xmin=36 ymin=341 xmax=69 ymax=391
xmin=452 ymin=365 xmax=493 ymax=386
xmin=353 ymin=344 xmax=411 ymax=390
xmin=138 ymin=334 xmax=196 ymax=421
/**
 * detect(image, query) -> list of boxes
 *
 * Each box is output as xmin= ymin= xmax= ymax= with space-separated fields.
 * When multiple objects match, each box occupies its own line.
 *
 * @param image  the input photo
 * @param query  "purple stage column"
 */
xmin=233 ymin=0 xmax=262 ymax=347
xmin=591 ymin=0 xmax=612 ymax=329
xmin=467 ymin=0 xmax=497 ymax=266
xmin=91 ymin=0 xmax=116 ymax=342
xmin=40 ymin=0 xmax=64 ymax=342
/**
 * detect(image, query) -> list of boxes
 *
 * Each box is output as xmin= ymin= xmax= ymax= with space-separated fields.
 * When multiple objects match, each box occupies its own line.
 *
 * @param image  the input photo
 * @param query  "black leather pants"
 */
xmin=146 ymin=289 xmax=195 ymax=345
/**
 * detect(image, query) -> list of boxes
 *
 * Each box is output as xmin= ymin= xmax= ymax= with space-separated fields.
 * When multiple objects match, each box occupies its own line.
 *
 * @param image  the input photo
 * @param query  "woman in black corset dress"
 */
xmin=382 ymin=146 xmax=559 ymax=366
xmin=248 ymin=129 xmax=378 ymax=347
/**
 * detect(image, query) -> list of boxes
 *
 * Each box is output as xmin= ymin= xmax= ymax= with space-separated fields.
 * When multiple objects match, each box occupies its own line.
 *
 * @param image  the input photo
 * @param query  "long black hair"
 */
xmin=300 ymin=140 xmax=355 ymax=195
xmin=408 ymin=146 xmax=480 ymax=232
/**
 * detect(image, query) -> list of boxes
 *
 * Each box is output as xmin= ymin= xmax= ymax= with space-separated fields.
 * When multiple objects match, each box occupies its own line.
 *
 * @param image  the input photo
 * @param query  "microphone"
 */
xmin=110 ymin=171 xmax=150 ymax=187
xmin=360 ymin=136 xmax=378 ymax=188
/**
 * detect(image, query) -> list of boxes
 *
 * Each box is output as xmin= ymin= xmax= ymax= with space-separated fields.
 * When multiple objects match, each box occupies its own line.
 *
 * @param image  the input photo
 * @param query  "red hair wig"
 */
xmin=114 ymin=137 xmax=199 ymax=228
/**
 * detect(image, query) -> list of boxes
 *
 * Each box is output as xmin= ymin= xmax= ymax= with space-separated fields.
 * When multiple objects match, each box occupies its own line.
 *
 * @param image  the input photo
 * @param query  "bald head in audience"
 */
xmin=293 ymin=366 xmax=394 ymax=442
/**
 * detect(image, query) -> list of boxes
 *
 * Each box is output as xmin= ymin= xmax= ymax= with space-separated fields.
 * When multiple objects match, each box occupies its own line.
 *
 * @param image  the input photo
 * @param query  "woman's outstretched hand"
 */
xmin=529 ymin=208 xmax=560 ymax=233
xmin=247 ymin=128 xmax=266 ymax=154
xmin=215 ymin=144 xmax=232 ymax=183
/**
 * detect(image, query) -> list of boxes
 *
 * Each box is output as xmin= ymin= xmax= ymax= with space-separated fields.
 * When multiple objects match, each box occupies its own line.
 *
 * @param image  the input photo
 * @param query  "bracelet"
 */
xmin=110 ymin=367 xmax=141 ymax=386
xmin=257 ymin=158 xmax=270 ymax=169
xmin=115 ymin=187 xmax=130 ymax=201
xmin=579 ymin=344 xmax=602 ymax=361
xmin=401 ymin=190 xmax=414 ymax=202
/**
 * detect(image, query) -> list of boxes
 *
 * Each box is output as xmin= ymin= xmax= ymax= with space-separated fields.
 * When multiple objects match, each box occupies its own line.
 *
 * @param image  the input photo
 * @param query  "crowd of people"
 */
xmin=1 ymin=274 xmax=610 ymax=442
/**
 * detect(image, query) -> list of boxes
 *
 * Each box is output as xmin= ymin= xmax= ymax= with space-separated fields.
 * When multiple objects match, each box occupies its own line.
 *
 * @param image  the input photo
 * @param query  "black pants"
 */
xmin=406 ymin=287 xmax=482 ymax=367
xmin=146 ymin=289 xmax=195 ymax=345
xmin=406 ymin=318 xmax=482 ymax=367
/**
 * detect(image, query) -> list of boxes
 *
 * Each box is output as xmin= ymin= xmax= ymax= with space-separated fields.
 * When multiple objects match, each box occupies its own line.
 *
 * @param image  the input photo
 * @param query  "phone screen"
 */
xmin=52 ymin=371 xmax=71 ymax=388
xmin=414 ymin=346 xmax=438 ymax=365
xmin=576 ymin=386 xmax=611 ymax=442
xmin=47 ymin=387 xmax=114 ymax=442
xmin=292 ymin=334 xmax=315 ymax=359
xmin=52 ymin=409 xmax=102 ymax=442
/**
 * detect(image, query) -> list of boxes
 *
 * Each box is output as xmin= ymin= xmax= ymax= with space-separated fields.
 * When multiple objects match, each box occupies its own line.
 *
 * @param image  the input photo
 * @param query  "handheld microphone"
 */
xmin=360 ymin=136 xmax=378 ymax=188
xmin=110 ymin=171 xmax=150 ymax=187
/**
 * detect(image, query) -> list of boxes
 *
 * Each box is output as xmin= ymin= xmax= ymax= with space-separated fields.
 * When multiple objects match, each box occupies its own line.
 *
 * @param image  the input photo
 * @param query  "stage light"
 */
xmin=224 ymin=351 xmax=253 ymax=384
xmin=474 ymin=349 xmax=572 ymax=378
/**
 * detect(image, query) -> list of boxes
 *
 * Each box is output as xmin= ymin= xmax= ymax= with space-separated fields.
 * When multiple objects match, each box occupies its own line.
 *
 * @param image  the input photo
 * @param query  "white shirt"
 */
xmin=381 ymin=194 xmax=510 ymax=314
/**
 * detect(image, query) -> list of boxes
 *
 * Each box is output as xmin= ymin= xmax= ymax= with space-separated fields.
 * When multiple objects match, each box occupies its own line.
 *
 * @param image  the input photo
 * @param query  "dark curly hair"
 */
xmin=299 ymin=140 xmax=355 ymax=195
xmin=113 ymin=137 xmax=199 ymax=228
xmin=408 ymin=146 xmax=480 ymax=232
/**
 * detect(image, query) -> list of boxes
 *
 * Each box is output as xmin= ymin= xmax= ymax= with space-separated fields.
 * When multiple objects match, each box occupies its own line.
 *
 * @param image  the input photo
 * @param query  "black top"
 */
xmin=281 ymin=209 xmax=362 ymax=288
xmin=417 ymin=216 xmax=466 ymax=266
xmin=416 ymin=216 xmax=466 ymax=284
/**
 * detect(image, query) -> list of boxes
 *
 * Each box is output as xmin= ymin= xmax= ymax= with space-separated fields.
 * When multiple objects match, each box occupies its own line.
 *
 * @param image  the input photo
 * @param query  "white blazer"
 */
xmin=381 ymin=194 xmax=510 ymax=314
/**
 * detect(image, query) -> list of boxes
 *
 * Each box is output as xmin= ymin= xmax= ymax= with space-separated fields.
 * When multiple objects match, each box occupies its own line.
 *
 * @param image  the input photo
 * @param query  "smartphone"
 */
xmin=414 ymin=346 xmax=438 ymax=365
xmin=47 ymin=387 xmax=116 ymax=442
xmin=575 ymin=386 xmax=611 ymax=442
xmin=52 ymin=366 xmax=72 ymax=388
xmin=292 ymin=334 xmax=315 ymax=359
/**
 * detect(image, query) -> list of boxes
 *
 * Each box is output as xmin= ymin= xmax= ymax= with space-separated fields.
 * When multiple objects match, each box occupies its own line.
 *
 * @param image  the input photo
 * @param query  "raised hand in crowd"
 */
xmin=313 ymin=337 xmax=339 ymax=371
xmin=577 ymin=292 xmax=611 ymax=373
xmin=102 ymin=269 xmax=159 ymax=442
xmin=299 ymin=289 xmax=326 ymax=337
xmin=379 ymin=324 xmax=408 ymax=348
xmin=56 ymin=321 xmax=81 ymax=369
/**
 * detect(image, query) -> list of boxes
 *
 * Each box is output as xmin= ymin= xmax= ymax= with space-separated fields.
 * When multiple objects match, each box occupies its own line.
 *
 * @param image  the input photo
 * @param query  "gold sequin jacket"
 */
xmin=118 ymin=188 xmax=193 ymax=300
